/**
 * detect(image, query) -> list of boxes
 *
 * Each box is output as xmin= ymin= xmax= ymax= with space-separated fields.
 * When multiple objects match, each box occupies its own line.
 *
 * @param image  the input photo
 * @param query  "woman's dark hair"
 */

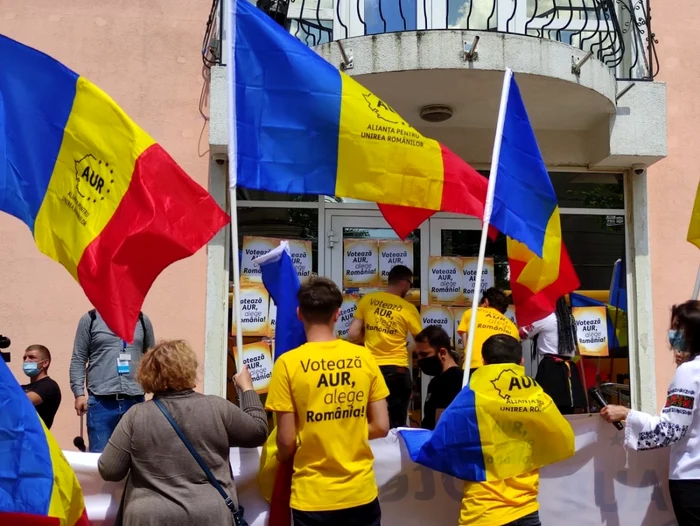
xmin=671 ymin=300 xmax=700 ymax=356
xmin=481 ymin=288 xmax=509 ymax=314
xmin=555 ymin=296 xmax=578 ymax=355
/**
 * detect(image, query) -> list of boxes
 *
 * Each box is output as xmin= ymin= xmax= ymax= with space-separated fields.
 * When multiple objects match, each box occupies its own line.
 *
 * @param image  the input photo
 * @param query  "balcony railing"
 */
xmin=286 ymin=0 xmax=658 ymax=80
xmin=205 ymin=0 xmax=658 ymax=80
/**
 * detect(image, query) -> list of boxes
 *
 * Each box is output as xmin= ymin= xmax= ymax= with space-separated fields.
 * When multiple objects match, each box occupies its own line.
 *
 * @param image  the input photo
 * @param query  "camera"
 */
xmin=631 ymin=164 xmax=646 ymax=175
xmin=0 ymin=335 xmax=10 ymax=363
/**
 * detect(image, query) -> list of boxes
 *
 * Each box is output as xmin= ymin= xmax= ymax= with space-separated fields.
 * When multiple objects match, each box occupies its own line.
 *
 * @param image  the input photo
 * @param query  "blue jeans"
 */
xmin=86 ymin=394 xmax=144 ymax=452
xmin=506 ymin=511 xmax=541 ymax=526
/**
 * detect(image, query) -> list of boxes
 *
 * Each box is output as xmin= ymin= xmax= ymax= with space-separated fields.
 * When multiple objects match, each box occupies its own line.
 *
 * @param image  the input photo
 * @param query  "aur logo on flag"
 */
xmin=362 ymin=91 xmax=401 ymax=124
xmin=74 ymin=154 xmax=114 ymax=203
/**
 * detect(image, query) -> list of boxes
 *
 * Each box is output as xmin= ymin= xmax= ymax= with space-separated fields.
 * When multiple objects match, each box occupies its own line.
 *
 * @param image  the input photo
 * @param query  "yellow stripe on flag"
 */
xmin=335 ymin=73 xmax=445 ymax=209
xmin=688 ymin=182 xmax=700 ymax=249
xmin=33 ymin=77 xmax=155 ymax=279
xmin=44 ymin=421 xmax=87 ymax=526
xmin=507 ymin=208 xmax=563 ymax=293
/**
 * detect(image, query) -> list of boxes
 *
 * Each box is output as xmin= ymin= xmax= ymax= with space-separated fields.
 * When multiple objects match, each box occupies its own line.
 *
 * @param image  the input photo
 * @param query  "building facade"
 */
xmin=0 ymin=0 xmax=688 ymax=449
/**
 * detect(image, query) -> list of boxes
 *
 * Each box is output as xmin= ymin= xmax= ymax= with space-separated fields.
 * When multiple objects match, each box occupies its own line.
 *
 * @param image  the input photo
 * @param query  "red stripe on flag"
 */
xmin=378 ymin=204 xmax=435 ymax=240
xmin=77 ymin=143 xmax=229 ymax=340
xmin=509 ymin=243 xmax=580 ymax=326
xmin=268 ymin=458 xmax=294 ymax=526
xmin=0 ymin=512 xmax=61 ymax=525
xmin=74 ymin=508 xmax=90 ymax=526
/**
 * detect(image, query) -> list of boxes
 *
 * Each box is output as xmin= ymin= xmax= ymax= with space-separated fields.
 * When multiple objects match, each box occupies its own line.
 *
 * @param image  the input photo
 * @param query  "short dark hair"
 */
xmin=415 ymin=326 xmax=461 ymax=364
xmin=671 ymin=300 xmax=700 ymax=357
xmin=481 ymin=334 xmax=522 ymax=365
xmin=481 ymin=287 xmax=509 ymax=314
xmin=297 ymin=277 xmax=343 ymax=324
xmin=388 ymin=265 xmax=413 ymax=286
xmin=26 ymin=344 xmax=51 ymax=361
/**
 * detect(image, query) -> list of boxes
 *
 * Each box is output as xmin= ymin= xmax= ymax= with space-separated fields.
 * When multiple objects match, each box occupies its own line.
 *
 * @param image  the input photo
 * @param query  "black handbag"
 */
xmin=154 ymin=399 xmax=248 ymax=526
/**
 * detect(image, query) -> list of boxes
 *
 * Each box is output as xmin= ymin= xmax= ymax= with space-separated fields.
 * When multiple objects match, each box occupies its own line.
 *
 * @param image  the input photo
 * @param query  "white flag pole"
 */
xmin=462 ymin=68 xmax=514 ymax=388
xmin=693 ymin=264 xmax=700 ymax=300
xmin=227 ymin=0 xmax=244 ymax=375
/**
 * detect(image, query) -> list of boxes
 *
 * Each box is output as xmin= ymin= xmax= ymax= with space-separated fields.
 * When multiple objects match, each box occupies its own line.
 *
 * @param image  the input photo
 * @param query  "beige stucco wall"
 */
xmin=648 ymin=1 xmax=697 ymax=410
xmin=0 ymin=1 xmax=212 ymax=448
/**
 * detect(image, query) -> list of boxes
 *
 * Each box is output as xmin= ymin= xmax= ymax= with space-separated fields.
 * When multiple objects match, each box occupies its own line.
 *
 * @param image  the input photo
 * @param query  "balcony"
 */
xmin=287 ymin=0 xmax=658 ymax=80
xmin=207 ymin=0 xmax=666 ymax=171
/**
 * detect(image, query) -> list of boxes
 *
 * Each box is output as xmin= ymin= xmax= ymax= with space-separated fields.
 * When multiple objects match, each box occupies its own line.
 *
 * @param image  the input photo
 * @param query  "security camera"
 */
xmin=212 ymin=152 xmax=227 ymax=166
xmin=631 ymin=164 xmax=645 ymax=175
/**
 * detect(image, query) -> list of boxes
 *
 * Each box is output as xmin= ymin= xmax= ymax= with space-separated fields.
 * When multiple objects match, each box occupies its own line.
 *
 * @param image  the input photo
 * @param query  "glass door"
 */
xmin=325 ymin=209 xmax=427 ymax=426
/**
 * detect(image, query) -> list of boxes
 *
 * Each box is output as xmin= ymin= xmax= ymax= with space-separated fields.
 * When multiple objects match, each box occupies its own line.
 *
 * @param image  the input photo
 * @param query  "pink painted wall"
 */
xmin=647 ymin=1 xmax=698 ymax=410
xmin=0 ymin=1 xmax=213 ymax=448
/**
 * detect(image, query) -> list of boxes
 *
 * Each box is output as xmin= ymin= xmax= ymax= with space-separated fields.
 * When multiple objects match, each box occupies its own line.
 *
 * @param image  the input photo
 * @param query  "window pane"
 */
xmin=365 ymin=0 xmax=417 ymax=35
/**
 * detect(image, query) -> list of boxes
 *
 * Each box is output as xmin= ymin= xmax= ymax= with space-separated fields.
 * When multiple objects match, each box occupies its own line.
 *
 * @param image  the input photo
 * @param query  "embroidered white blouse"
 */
xmin=625 ymin=356 xmax=700 ymax=480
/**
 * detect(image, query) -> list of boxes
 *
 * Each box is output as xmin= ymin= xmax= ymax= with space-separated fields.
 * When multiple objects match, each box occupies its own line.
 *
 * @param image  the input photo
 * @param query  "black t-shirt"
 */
xmin=421 ymin=366 xmax=464 ymax=430
xmin=22 ymin=376 xmax=62 ymax=429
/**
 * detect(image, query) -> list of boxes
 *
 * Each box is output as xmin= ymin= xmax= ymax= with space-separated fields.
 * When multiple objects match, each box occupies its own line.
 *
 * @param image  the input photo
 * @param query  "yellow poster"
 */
xmin=334 ymin=294 xmax=360 ymax=339
xmin=462 ymin=257 xmax=495 ymax=305
xmin=240 ymin=236 xmax=278 ymax=283
xmin=232 ymin=341 xmax=274 ymax=394
xmin=287 ymin=239 xmax=313 ymax=283
xmin=378 ymin=240 xmax=413 ymax=286
xmin=343 ymin=239 xmax=379 ymax=288
xmin=572 ymin=306 xmax=609 ymax=357
xmin=428 ymin=256 xmax=464 ymax=305
xmin=268 ymin=300 xmax=277 ymax=338
xmin=231 ymin=284 xmax=270 ymax=337
xmin=420 ymin=305 xmax=454 ymax=347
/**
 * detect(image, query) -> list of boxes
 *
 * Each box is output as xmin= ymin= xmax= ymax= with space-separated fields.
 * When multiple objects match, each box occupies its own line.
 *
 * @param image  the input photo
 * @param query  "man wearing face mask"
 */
xmin=21 ymin=345 xmax=62 ymax=429
xmin=415 ymin=326 xmax=463 ymax=430
xmin=349 ymin=265 xmax=422 ymax=428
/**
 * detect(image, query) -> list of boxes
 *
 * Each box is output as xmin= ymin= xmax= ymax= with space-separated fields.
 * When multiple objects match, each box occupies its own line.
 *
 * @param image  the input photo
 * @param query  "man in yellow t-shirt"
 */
xmin=457 ymin=287 xmax=519 ymax=375
xmin=348 ymin=265 xmax=422 ymax=428
xmin=266 ymin=277 xmax=390 ymax=526
xmin=461 ymin=334 xmax=541 ymax=526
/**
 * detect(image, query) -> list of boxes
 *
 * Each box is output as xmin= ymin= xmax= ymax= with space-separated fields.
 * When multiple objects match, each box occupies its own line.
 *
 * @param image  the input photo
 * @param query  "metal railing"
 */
xmin=287 ymin=0 xmax=658 ymax=80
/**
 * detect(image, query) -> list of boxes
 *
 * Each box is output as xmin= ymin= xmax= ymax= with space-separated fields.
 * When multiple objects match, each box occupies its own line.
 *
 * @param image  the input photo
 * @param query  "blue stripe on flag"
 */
xmin=490 ymin=74 xmax=558 ymax=258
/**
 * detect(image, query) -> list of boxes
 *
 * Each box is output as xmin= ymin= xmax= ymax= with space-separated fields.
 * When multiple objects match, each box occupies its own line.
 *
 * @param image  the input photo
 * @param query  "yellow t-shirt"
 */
xmin=265 ymin=340 xmax=390 ymax=512
xmin=460 ymin=470 xmax=540 ymax=526
xmin=353 ymin=291 xmax=422 ymax=367
xmin=457 ymin=307 xmax=520 ymax=369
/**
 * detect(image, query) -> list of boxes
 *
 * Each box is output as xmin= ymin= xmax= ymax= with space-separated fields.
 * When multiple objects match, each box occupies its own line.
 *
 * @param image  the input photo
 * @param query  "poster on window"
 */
xmin=428 ymin=256 xmax=464 ymax=305
xmin=231 ymin=284 xmax=270 ymax=337
xmin=343 ymin=239 xmax=379 ymax=288
xmin=287 ymin=239 xmax=313 ymax=283
xmin=451 ymin=306 xmax=469 ymax=350
xmin=378 ymin=240 xmax=413 ymax=286
xmin=420 ymin=305 xmax=454 ymax=347
xmin=232 ymin=341 xmax=274 ymax=394
xmin=268 ymin=300 xmax=277 ymax=338
xmin=334 ymin=294 xmax=360 ymax=339
xmin=572 ymin=306 xmax=609 ymax=357
xmin=461 ymin=257 xmax=495 ymax=305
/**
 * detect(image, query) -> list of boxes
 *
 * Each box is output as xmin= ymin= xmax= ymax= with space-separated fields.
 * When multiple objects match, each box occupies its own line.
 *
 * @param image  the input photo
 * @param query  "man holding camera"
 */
xmin=69 ymin=309 xmax=155 ymax=452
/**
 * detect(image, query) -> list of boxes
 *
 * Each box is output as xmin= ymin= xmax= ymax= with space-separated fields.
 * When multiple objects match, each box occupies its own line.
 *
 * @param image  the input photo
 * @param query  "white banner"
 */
xmin=67 ymin=416 xmax=677 ymax=525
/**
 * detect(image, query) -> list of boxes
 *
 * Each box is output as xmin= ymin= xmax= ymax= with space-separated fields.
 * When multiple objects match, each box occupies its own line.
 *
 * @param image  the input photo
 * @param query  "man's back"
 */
xmin=354 ymin=291 xmax=422 ymax=367
xmin=460 ymin=470 xmax=539 ymax=526
xmin=266 ymin=339 xmax=389 ymax=511
xmin=458 ymin=307 xmax=519 ymax=369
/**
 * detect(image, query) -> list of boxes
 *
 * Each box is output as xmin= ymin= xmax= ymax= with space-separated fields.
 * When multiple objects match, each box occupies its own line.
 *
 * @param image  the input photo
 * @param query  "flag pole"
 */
xmin=462 ymin=68 xmax=514 ymax=388
xmin=227 ymin=0 xmax=244 ymax=375
xmin=693 ymin=264 xmax=700 ymax=300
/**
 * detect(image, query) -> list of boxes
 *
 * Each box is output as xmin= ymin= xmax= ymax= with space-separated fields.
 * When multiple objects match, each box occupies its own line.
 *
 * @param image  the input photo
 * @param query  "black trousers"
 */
xmin=379 ymin=365 xmax=412 ymax=429
xmin=535 ymin=354 xmax=586 ymax=413
xmin=670 ymin=479 xmax=700 ymax=525
xmin=292 ymin=498 xmax=381 ymax=526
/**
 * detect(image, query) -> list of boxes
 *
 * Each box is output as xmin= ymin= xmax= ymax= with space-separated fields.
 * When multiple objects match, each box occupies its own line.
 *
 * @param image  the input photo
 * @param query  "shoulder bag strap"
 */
xmin=153 ymin=398 xmax=237 ymax=513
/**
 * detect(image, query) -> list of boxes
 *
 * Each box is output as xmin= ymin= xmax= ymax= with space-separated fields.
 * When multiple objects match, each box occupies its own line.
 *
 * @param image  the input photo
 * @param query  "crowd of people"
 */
xmin=13 ymin=264 xmax=700 ymax=525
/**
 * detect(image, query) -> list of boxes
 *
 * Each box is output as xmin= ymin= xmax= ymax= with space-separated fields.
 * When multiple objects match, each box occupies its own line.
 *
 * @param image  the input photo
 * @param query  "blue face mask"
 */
xmin=669 ymin=329 xmax=685 ymax=351
xmin=22 ymin=362 xmax=42 ymax=378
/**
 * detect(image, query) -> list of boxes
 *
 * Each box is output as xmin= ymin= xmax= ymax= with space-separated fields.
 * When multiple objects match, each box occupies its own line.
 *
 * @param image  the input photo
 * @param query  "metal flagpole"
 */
xmin=693 ymin=264 xmax=700 ymax=300
xmin=227 ymin=0 xmax=244 ymax=374
xmin=462 ymin=68 xmax=513 ymax=388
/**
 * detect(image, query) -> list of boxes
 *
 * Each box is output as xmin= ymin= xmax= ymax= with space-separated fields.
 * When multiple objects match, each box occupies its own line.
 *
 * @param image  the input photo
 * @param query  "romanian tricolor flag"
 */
xmin=0 ymin=360 xmax=89 ymax=525
xmin=399 ymin=363 xmax=575 ymax=482
xmin=488 ymin=70 xmax=579 ymax=326
xmin=228 ymin=0 xmax=487 ymax=239
xmin=0 ymin=36 xmax=229 ymax=341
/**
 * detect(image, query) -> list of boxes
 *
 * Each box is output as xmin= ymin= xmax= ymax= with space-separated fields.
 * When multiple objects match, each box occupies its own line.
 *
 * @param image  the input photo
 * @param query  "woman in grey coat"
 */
xmin=98 ymin=339 xmax=268 ymax=526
